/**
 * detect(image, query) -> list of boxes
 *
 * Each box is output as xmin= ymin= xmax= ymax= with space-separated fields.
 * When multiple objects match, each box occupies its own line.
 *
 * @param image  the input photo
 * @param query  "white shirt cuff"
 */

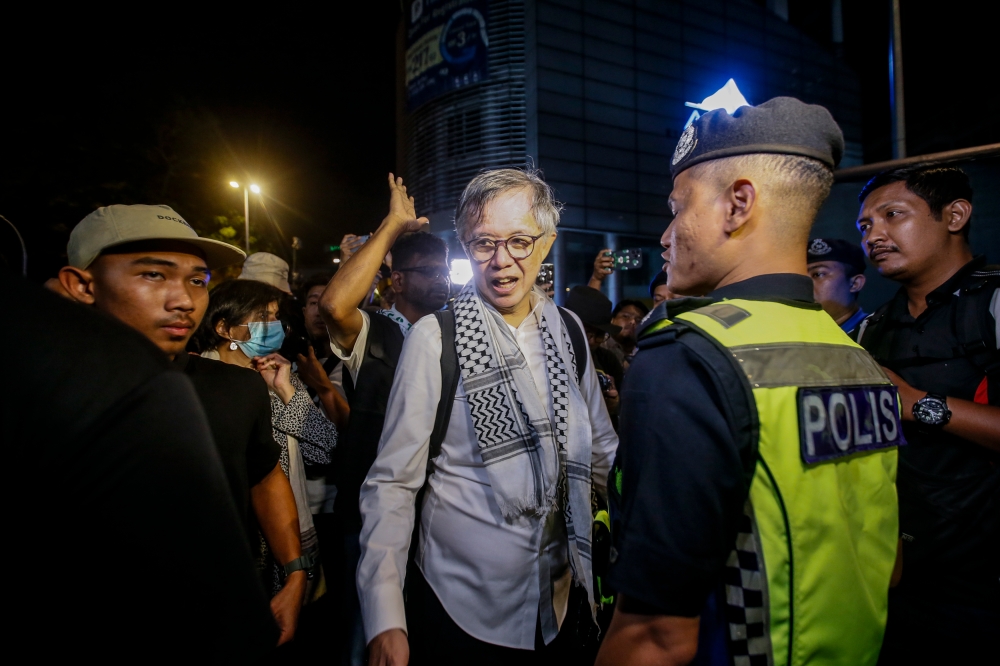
xmin=361 ymin=580 xmax=408 ymax=643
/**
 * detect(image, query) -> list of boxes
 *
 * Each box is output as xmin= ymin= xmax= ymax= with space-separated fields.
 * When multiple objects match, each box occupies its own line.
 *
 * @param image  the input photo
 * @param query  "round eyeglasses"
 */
xmin=465 ymin=234 xmax=544 ymax=263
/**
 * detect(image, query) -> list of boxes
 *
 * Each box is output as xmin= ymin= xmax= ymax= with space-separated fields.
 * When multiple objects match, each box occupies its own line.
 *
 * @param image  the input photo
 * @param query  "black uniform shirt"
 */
xmin=608 ymin=274 xmax=815 ymax=616
xmin=858 ymin=256 xmax=999 ymax=605
xmin=860 ymin=256 xmax=999 ymax=477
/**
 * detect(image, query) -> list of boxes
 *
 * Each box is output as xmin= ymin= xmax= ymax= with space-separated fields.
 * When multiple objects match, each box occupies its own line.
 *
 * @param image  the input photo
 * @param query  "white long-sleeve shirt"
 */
xmin=357 ymin=299 xmax=618 ymax=649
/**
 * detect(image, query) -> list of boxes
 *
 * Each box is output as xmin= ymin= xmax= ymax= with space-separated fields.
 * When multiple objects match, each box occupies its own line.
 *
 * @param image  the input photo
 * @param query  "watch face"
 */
xmin=914 ymin=397 xmax=948 ymax=425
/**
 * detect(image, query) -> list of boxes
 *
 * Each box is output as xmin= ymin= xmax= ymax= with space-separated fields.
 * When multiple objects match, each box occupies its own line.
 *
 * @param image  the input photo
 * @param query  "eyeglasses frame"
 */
xmin=463 ymin=233 xmax=545 ymax=264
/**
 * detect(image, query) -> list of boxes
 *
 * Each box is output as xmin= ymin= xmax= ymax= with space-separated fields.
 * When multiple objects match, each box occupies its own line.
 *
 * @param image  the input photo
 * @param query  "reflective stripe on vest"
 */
xmin=658 ymin=300 xmax=900 ymax=666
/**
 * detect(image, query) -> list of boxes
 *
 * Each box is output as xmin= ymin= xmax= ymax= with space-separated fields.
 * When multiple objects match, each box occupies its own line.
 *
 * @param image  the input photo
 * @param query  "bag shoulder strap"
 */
xmin=557 ymin=306 xmax=587 ymax=385
xmin=955 ymin=274 xmax=1000 ymax=377
xmin=429 ymin=309 xmax=459 ymax=466
xmin=857 ymin=299 xmax=894 ymax=359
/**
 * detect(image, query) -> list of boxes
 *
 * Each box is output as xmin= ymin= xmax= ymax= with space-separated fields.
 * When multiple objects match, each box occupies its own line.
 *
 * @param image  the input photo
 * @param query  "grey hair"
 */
xmin=454 ymin=168 xmax=563 ymax=242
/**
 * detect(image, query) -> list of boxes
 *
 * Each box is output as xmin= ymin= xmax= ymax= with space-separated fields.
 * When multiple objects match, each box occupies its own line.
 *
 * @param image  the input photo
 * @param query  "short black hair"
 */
xmin=192 ymin=279 xmax=285 ymax=352
xmin=859 ymin=164 xmax=974 ymax=237
xmin=297 ymin=272 xmax=333 ymax=303
xmin=391 ymin=232 xmax=448 ymax=270
xmin=613 ymin=299 xmax=650 ymax=317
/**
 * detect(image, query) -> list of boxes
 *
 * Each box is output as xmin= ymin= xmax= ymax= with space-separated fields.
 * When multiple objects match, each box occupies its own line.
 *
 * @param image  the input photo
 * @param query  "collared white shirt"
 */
xmin=357 ymin=294 xmax=618 ymax=649
xmin=328 ymin=305 xmax=412 ymax=385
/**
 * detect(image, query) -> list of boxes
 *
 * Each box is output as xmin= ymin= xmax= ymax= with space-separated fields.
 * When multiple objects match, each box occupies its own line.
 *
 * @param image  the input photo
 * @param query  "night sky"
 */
xmin=2 ymin=1 xmax=994 ymax=282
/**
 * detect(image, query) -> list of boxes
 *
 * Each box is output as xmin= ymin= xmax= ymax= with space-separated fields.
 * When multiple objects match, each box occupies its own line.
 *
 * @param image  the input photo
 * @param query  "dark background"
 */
xmin=1 ymin=1 xmax=994 ymax=282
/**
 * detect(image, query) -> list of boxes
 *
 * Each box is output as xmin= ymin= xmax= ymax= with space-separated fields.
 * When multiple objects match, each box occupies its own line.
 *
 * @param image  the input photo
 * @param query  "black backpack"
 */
xmin=859 ymin=265 xmax=1000 ymax=402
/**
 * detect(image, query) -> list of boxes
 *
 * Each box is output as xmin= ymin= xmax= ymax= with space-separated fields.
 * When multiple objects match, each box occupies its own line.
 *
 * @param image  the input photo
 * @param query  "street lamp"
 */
xmin=229 ymin=181 xmax=261 ymax=252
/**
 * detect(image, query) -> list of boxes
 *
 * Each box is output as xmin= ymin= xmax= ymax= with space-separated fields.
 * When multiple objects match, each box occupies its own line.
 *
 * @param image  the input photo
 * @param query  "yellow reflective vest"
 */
xmin=643 ymin=298 xmax=900 ymax=666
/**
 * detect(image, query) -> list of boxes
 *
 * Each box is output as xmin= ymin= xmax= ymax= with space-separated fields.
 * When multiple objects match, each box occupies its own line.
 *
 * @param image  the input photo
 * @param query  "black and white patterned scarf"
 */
xmin=453 ymin=283 xmax=596 ymax=608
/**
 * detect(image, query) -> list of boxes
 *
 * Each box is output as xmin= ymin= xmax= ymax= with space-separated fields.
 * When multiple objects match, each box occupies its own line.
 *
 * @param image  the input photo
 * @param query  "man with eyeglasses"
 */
xmin=359 ymin=168 xmax=617 ymax=665
xmin=318 ymin=174 xmax=449 ymax=665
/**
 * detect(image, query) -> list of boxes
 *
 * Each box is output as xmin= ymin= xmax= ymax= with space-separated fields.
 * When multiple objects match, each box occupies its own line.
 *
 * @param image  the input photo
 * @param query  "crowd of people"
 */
xmin=9 ymin=94 xmax=997 ymax=665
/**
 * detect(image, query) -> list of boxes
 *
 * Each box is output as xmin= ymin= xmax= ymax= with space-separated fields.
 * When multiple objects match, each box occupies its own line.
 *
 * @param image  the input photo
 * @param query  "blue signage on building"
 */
xmin=405 ymin=0 xmax=489 ymax=111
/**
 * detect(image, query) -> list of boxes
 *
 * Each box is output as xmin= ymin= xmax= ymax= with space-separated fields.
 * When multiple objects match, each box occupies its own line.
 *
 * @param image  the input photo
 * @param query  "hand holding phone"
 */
xmin=604 ymin=248 xmax=643 ymax=271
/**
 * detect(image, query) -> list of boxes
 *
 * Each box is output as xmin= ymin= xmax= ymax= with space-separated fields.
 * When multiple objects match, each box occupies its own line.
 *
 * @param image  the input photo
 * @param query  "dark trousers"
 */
xmin=877 ymin=588 xmax=998 ymax=665
xmin=406 ymin=567 xmax=574 ymax=666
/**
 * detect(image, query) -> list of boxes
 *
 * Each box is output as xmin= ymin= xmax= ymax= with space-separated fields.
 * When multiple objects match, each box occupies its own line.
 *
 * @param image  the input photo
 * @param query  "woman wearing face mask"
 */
xmin=193 ymin=278 xmax=338 ymax=599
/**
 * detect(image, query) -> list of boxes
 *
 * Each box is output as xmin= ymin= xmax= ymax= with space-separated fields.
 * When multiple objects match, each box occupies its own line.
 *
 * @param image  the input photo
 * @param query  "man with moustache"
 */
xmin=854 ymin=164 xmax=999 ymax=664
xmin=58 ymin=204 xmax=308 ymax=645
xmin=597 ymin=98 xmax=901 ymax=666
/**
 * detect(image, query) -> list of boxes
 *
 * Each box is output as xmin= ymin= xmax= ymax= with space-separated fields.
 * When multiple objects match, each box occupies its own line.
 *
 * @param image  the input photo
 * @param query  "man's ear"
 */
xmin=944 ymin=199 xmax=972 ymax=235
xmin=849 ymin=273 xmax=866 ymax=294
xmin=390 ymin=270 xmax=404 ymax=294
xmin=723 ymin=179 xmax=757 ymax=235
xmin=58 ymin=266 xmax=97 ymax=305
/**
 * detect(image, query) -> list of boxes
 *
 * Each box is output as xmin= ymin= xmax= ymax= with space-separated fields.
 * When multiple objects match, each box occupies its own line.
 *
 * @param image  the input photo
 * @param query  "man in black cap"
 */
xmin=806 ymin=237 xmax=868 ymax=339
xmin=597 ymin=98 xmax=900 ymax=666
xmin=564 ymin=285 xmax=625 ymax=420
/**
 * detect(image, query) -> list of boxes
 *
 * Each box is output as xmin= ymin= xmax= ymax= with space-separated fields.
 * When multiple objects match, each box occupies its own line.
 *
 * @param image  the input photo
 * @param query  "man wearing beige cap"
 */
xmin=59 ymin=204 xmax=308 ymax=645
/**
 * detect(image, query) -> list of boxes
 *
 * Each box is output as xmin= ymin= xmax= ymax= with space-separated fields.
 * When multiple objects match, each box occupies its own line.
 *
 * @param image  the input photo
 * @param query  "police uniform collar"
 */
xmin=710 ymin=273 xmax=816 ymax=305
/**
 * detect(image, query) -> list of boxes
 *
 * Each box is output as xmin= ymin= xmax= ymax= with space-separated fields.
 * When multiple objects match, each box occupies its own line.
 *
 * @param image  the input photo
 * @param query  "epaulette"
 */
xmin=637 ymin=296 xmax=716 ymax=343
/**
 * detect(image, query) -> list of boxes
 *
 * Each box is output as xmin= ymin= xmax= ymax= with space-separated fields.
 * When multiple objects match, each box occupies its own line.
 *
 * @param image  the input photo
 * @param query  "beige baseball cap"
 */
xmin=68 ymin=204 xmax=246 ymax=270
xmin=238 ymin=252 xmax=291 ymax=293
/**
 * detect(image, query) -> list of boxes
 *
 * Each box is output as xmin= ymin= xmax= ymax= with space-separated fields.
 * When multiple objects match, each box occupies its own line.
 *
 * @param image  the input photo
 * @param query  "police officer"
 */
xmin=806 ymin=237 xmax=869 ymax=339
xmin=596 ymin=98 xmax=901 ymax=666
xmin=854 ymin=164 xmax=999 ymax=664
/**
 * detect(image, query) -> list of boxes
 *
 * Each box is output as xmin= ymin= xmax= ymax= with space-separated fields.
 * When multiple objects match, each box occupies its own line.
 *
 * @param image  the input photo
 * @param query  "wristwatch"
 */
xmin=912 ymin=393 xmax=951 ymax=427
xmin=283 ymin=554 xmax=316 ymax=580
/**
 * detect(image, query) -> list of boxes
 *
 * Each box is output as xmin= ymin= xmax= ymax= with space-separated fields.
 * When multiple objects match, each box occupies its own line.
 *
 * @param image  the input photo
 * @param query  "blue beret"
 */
xmin=670 ymin=97 xmax=845 ymax=178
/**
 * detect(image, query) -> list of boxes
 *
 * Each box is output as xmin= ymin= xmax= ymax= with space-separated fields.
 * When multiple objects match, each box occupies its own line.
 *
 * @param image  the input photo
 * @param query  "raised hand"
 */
xmin=386 ymin=172 xmax=429 ymax=234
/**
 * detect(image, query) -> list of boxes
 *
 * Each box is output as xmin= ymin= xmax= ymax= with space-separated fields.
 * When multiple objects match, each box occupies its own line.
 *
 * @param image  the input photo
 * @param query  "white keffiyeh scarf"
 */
xmin=452 ymin=283 xmax=596 ymax=609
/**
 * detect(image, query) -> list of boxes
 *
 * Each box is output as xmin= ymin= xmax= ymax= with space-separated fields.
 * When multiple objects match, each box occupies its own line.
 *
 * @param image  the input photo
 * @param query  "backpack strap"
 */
xmin=954 ymin=271 xmax=1000 ymax=379
xmin=558 ymin=306 xmax=587 ymax=385
xmin=857 ymin=300 xmax=894 ymax=362
xmin=429 ymin=308 xmax=459 ymax=466
xmin=427 ymin=304 xmax=588 ymax=467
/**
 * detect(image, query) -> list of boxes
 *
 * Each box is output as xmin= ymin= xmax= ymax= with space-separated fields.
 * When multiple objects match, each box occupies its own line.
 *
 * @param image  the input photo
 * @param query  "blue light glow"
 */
xmin=684 ymin=79 xmax=750 ymax=119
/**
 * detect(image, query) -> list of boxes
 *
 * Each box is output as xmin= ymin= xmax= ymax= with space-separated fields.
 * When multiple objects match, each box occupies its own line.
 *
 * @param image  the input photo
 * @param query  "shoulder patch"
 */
xmin=691 ymin=303 xmax=751 ymax=328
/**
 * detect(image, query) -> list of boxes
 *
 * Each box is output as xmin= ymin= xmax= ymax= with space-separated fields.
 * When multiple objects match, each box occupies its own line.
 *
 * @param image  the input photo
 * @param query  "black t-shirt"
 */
xmin=172 ymin=353 xmax=281 ymax=535
xmin=608 ymin=274 xmax=815 ymax=617
xmin=7 ymin=276 xmax=277 ymax=658
xmin=858 ymin=256 xmax=999 ymax=605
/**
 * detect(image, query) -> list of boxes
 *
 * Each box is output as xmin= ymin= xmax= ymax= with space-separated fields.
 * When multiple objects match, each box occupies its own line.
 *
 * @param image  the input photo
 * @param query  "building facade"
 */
xmin=399 ymin=0 xmax=863 ymax=304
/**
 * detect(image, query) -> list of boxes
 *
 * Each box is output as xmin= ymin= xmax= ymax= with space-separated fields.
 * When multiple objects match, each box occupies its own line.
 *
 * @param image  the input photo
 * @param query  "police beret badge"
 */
xmin=672 ymin=124 xmax=698 ymax=166
xmin=809 ymin=238 xmax=833 ymax=255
